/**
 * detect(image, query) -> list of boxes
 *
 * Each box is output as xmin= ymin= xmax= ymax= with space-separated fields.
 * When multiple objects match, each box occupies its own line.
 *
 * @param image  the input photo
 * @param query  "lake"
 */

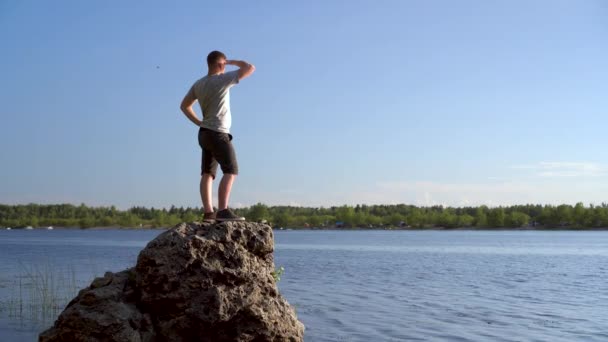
xmin=1 ymin=228 xmax=607 ymax=341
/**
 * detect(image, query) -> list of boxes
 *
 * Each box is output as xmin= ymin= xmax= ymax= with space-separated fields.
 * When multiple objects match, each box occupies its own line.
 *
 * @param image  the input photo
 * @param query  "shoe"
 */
xmin=203 ymin=212 xmax=216 ymax=222
xmin=216 ymin=208 xmax=245 ymax=222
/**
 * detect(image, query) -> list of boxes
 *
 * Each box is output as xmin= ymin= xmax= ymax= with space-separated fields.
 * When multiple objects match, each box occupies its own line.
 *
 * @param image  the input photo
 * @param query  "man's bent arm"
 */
xmin=180 ymin=87 xmax=202 ymax=127
xmin=226 ymin=59 xmax=255 ymax=80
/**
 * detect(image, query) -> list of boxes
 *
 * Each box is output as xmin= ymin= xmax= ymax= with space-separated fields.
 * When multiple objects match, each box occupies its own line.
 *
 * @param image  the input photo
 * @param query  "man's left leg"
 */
xmin=216 ymin=172 xmax=243 ymax=221
xmin=218 ymin=173 xmax=236 ymax=211
xmin=199 ymin=129 xmax=218 ymax=221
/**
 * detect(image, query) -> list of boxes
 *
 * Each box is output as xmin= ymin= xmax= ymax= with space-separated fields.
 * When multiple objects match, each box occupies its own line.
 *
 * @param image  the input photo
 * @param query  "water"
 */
xmin=1 ymin=229 xmax=607 ymax=341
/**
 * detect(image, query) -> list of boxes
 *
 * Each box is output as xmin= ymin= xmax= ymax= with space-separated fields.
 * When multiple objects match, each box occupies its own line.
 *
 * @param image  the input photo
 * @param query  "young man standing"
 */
xmin=180 ymin=51 xmax=255 ymax=221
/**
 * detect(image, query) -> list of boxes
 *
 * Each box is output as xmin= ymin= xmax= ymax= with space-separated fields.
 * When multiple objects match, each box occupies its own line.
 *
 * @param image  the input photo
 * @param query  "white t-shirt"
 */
xmin=192 ymin=70 xmax=240 ymax=133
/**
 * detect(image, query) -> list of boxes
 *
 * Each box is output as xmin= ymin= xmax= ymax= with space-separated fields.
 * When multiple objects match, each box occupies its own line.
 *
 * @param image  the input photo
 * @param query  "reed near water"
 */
xmin=1 ymin=262 xmax=92 ymax=328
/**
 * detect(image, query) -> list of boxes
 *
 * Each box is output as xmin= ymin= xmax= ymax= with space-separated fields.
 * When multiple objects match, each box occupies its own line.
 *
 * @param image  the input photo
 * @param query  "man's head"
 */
xmin=207 ymin=50 xmax=227 ymax=74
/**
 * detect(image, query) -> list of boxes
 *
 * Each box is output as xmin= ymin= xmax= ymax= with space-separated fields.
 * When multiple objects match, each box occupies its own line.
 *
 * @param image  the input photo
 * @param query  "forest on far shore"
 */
xmin=1 ymin=202 xmax=608 ymax=229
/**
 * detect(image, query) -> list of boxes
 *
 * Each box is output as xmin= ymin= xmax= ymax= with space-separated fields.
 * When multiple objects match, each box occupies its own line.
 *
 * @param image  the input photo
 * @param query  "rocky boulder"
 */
xmin=39 ymin=221 xmax=304 ymax=342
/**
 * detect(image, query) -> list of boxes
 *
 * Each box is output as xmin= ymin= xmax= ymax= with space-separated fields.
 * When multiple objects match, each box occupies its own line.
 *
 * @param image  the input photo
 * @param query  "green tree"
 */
xmin=573 ymin=202 xmax=586 ymax=227
xmin=307 ymin=215 xmax=322 ymax=227
xmin=475 ymin=206 xmax=488 ymax=228
xmin=539 ymin=206 xmax=559 ymax=227
xmin=27 ymin=216 xmax=39 ymax=227
xmin=505 ymin=211 xmax=530 ymax=227
xmin=388 ymin=213 xmax=405 ymax=226
xmin=487 ymin=207 xmax=505 ymax=228
xmin=154 ymin=210 xmax=168 ymax=227
xmin=365 ymin=215 xmax=380 ymax=227
xmin=457 ymin=214 xmax=475 ymax=227
xmin=407 ymin=208 xmax=425 ymax=228
xmin=598 ymin=207 xmax=608 ymax=227
xmin=118 ymin=213 xmax=138 ymax=227
xmin=273 ymin=212 xmax=291 ymax=228
xmin=437 ymin=211 xmax=457 ymax=228
xmin=78 ymin=216 xmax=95 ymax=228
xmin=249 ymin=203 xmax=270 ymax=222
xmin=335 ymin=206 xmax=355 ymax=226
xmin=100 ymin=216 xmax=114 ymax=227
xmin=555 ymin=204 xmax=573 ymax=226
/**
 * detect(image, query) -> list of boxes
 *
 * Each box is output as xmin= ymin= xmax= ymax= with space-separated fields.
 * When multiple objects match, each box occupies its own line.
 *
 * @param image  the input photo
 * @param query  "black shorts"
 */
xmin=198 ymin=127 xmax=239 ymax=178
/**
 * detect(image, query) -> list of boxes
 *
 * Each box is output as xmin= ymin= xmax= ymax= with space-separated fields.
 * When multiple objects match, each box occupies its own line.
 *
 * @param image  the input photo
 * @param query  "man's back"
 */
xmin=193 ymin=70 xmax=240 ymax=134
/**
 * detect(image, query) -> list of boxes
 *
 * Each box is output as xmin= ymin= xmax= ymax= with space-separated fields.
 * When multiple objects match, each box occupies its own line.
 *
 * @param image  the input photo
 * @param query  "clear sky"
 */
xmin=1 ymin=0 xmax=607 ymax=209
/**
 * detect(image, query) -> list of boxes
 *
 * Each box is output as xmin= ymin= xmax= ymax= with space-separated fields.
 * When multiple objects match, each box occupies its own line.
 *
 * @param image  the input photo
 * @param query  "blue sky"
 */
xmin=1 ymin=0 xmax=607 ymax=209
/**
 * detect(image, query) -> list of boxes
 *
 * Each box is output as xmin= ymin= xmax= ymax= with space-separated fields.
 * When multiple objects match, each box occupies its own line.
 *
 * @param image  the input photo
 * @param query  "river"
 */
xmin=0 ymin=228 xmax=606 ymax=341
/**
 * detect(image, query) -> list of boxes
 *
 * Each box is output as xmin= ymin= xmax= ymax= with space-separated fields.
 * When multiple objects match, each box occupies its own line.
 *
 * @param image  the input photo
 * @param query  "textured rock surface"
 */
xmin=39 ymin=221 xmax=304 ymax=342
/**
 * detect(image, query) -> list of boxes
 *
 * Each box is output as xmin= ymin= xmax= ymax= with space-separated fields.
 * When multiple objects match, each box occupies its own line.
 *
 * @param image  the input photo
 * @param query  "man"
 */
xmin=180 ymin=51 xmax=255 ymax=221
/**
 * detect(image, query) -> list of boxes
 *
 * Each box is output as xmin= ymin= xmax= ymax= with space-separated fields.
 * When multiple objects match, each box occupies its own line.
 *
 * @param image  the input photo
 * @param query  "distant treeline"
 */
xmin=1 ymin=203 xmax=608 ymax=229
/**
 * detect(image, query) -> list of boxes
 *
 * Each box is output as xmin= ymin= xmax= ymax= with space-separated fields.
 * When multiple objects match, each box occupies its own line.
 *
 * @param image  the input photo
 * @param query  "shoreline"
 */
xmin=274 ymin=227 xmax=608 ymax=231
xmin=4 ymin=226 xmax=608 ymax=231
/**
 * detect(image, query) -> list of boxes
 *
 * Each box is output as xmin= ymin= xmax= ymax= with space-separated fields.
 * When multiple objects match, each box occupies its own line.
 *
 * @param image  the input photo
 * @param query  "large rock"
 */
xmin=39 ymin=221 xmax=304 ymax=342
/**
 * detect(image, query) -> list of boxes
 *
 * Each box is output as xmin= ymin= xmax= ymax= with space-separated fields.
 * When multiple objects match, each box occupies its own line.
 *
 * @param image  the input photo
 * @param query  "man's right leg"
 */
xmin=199 ymin=128 xmax=219 ymax=219
xmin=200 ymin=173 xmax=214 ymax=214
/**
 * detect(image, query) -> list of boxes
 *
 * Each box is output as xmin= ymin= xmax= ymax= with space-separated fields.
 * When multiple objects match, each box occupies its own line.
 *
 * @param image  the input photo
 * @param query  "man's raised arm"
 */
xmin=226 ymin=59 xmax=255 ymax=80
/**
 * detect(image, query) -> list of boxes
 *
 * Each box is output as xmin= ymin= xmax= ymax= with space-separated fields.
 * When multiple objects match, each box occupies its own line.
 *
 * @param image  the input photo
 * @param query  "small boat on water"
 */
xmin=25 ymin=226 xmax=33 ymax=230
xmin=47 ymin=226 xmax=54 ymax=230
xmin=6 ymin=227 xmax=11 ymax=230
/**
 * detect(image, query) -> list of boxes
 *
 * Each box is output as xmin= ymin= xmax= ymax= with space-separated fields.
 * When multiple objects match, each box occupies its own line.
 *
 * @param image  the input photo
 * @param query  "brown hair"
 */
xmin=207 ymin=51 xmax=226 ymax=66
